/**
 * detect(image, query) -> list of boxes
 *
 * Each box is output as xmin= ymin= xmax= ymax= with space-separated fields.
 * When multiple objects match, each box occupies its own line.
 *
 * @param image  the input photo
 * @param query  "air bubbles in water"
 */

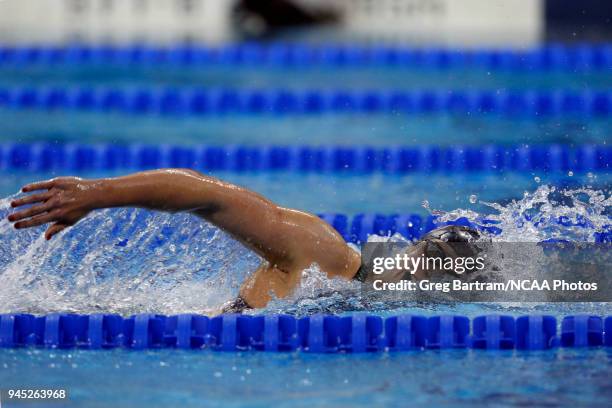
xmin=568 ymin=171 xmax=574 ymax=177
xmin=421 ymin=200 xmax=429 ymax=209
xmin=534 ymin=176 xmax=541 ymax=183
xmin=469 ymin=195 xmax=478 ymax=204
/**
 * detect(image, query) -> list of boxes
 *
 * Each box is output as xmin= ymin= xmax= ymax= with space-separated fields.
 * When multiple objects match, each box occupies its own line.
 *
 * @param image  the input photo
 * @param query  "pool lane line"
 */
xmin=0 ymin=314 xmax=610 ymax=352
xmin=1 ymin=143 xmax=609 ymax=174
xmin=0 ymin=87 xmax=610 ymax=117
xmin=0 ymin=43 xmax=610 ymax=71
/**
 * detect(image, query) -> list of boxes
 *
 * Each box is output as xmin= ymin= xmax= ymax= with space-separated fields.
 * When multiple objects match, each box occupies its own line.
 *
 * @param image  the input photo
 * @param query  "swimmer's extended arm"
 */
xmin=8 ymin=171 xmax=360 ymax=307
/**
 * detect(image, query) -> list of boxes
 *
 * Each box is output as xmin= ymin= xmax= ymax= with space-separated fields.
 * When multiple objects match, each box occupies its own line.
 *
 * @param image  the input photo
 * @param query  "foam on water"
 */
xmin=0 ymin=185 xmax=609 ymax=316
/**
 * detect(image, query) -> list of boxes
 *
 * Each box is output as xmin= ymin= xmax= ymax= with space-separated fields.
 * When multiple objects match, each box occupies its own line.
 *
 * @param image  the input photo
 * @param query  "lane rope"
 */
xmin=1 ymin=143 xmax=609 ymax=174
xmin=1 ymin=43 xmax=610 ymax=71
xmin=0 ymin=87 xmax=610 ymax=117
xmin=0 ymin=313 xmax=609 ymax=352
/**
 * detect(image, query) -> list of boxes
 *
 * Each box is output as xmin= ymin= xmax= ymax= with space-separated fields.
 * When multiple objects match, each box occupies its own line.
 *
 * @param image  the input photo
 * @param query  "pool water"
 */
xmin=0 ymin=44 xmax=610 ymax=408
xmin=0 ymin=348 xmax=611 ymax=408
xmin=1 ymin=110 xmax=610 ymax=146
xmin=2 ymin=64 xmax=612 ymax=90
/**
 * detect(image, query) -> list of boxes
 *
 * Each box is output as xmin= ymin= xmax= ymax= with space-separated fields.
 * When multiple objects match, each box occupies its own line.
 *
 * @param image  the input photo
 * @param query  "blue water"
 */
xmin=0 ymin=348 xmax=611 ymax=408
xmin=2 ymin=65 xmax=611 ymax=90
xmin=1 ymin=110 xmax=610 ymax=147
xmin=0 ymin=45 xmax=610 ymax=407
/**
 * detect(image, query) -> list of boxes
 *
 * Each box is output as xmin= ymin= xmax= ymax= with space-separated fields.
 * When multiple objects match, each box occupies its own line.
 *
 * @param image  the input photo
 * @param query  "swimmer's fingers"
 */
xmin=10 ymin=191 xmax=53 ymax=208
xmin=13 ymin=210 xmax=60 ymax=230
xmin=45 ymin=223 xmax=68 ymax=240
xmin=21 ymin=179 xmax=56 ymax=193
xmin=8 ymin=201 xmax=54 ymax=222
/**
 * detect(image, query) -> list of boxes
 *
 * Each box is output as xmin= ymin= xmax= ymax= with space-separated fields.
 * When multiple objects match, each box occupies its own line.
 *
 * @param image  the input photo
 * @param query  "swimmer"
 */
xmin=6 ymin=170 xmax=479 ymax=312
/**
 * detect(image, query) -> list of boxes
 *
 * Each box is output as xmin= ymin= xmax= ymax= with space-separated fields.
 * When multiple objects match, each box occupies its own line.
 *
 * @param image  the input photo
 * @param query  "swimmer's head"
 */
xmin=406 ymin=225 xmax=482 ymax=280
xmin=358 ymin=225 xmax=482 ymax=283
xmin=421 ymin=225 xmax=480 ymax=245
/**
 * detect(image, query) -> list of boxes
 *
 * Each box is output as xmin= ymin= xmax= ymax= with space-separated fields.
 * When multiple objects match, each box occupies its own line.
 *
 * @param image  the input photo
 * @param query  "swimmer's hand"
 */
xmin=8 ymin=177 xmax=95 ymax=240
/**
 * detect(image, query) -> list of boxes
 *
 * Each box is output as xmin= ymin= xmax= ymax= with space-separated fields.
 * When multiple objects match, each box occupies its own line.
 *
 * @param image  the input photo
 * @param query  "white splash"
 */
xmin=0 ymin=195 xmax=260 ymax=315
xmin=436 ymin=185 xmax=611 ymax=242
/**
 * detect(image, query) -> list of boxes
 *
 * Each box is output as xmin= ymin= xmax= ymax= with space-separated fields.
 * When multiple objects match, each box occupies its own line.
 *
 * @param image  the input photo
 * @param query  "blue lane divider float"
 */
xmin=1 ymin=143 xmax=609 ymax=174
xmin=515 ymin=315 xmax=558 ymax=350
xmin=606 ymin=317 xmax=612 ymax=347
xmin=0 ymin=43 xmax=610 ymax=71
xmin=425 ymin=315 xmax=470 ymax=349
xmin=1 ymin=313 xmax=612 ymax=352
xmin=0 ymin=86 xmax=611 ymax=117
xmin=385 ymin=315 xmax=427 ymax=350
xmin=560 ymin=315 xmax=604 ymax=347
xmin=472 ymin=315 xmax=516 ymax=349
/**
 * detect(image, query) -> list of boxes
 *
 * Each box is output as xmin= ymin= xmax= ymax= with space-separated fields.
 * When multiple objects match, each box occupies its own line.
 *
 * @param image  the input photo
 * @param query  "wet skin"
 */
xmin=7 ymin=169 xmax=362 ymax=310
